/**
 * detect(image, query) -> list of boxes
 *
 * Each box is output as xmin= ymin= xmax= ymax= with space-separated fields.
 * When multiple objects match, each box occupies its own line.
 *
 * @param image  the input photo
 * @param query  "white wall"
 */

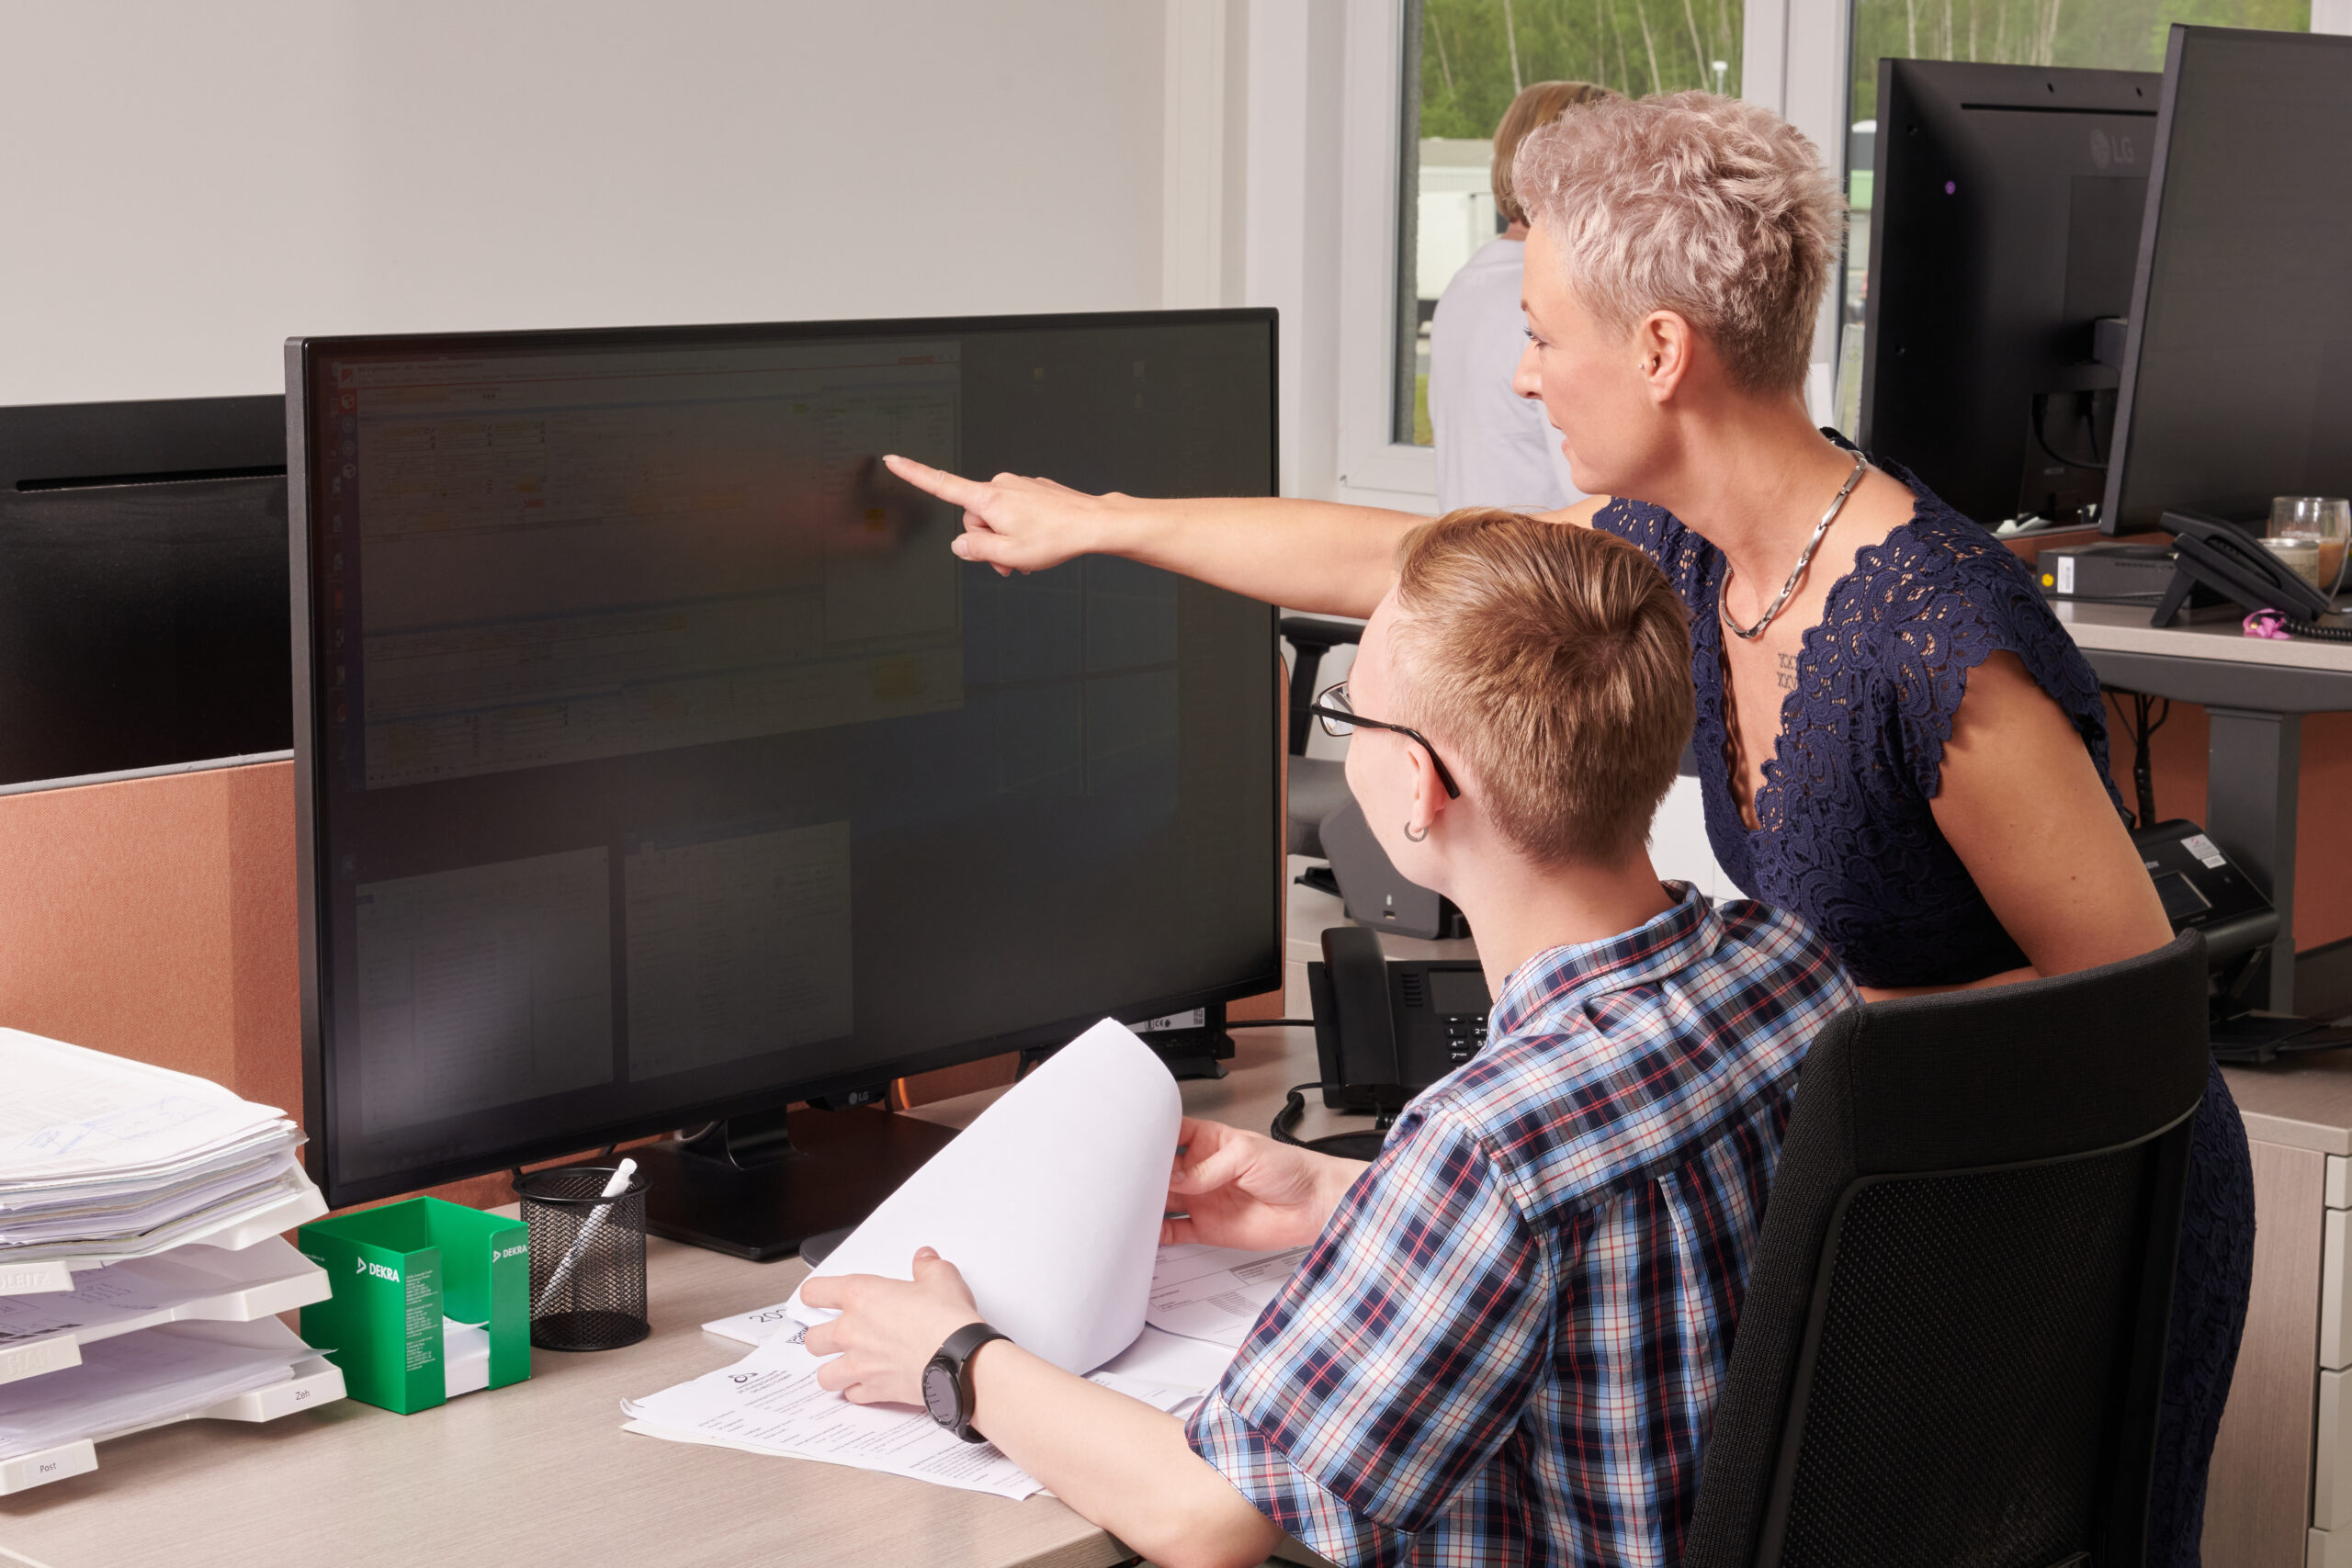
xmin=0 ymin=1 xmax=1167 ymax=407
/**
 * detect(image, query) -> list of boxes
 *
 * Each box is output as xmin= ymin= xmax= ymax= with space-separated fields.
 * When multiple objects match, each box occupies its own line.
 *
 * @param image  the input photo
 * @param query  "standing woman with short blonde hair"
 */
xmin=886 ymin=90 xmax=2249 ymax=1567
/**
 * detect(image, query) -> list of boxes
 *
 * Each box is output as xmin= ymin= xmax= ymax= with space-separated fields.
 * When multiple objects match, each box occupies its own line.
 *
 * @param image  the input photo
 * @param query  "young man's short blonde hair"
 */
xmin=1387 ymin=512 xmax=1692 ymax=867
xmin=1490 ymin=80 xmax=1619 ymax=228
xmin=1511 ymin=91 xmax=1844 ymax=394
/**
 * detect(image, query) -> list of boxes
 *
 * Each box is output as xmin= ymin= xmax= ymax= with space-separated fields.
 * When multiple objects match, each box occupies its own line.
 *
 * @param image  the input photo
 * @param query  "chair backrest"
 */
xmin=1684 ymin=931 xmax=2211 ymax=1568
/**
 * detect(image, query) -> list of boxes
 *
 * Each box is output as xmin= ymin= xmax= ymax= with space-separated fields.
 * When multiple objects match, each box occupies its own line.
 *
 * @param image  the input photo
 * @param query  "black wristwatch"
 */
xmin=922 ymin=1321 xmax=1010 ymax=1442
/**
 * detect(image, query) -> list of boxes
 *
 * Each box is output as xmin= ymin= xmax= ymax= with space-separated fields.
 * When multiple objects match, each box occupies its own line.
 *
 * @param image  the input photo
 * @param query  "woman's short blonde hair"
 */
xmin=1511 ymin=91 xmax=1845 ymax=394
xmin=1490 ymin=80 xmax=1619 ymax=227
xmin=1387 ymin=511 xmax=1691 ymax=867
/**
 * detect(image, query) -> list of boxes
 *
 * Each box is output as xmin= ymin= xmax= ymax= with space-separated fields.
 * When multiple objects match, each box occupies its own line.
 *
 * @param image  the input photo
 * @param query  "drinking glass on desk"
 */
xmin=2271 ymin=495 xmax=2352 ymax=597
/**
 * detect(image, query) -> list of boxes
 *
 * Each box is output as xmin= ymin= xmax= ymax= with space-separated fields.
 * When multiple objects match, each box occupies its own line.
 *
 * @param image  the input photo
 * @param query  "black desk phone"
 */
xmin=1306 ymin=925 xmax=1490 ymax=1113
xmin=2123 ymin=818 xmax=2352 ymax=1063
xmin=2154 ymin=511 xmax=2345 ymax=631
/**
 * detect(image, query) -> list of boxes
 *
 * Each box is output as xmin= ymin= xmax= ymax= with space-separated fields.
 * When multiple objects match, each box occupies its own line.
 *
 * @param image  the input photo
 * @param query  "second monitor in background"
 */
xmin=1859 ymin=59 xmax=2158 ymax=529
xmin=2103 ymin=26 xmax=2352 ymax=536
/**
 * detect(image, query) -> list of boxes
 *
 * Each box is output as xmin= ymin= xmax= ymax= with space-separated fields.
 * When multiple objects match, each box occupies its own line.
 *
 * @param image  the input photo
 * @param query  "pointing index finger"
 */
xmin=882 ymin=453 xmax=990 ymax=510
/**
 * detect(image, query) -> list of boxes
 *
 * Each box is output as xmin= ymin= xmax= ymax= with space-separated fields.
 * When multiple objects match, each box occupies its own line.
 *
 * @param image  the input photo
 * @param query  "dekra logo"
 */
xmin=355 ymin=1257 xmax=401 ymax=1281
xmin=492 ymin=1243 xmax=528 ymax=1262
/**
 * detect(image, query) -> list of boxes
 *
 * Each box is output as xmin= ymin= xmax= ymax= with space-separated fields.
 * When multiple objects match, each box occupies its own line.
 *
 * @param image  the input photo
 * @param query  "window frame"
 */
xmin=1323 ymin=0 xmax=1854 ymax=508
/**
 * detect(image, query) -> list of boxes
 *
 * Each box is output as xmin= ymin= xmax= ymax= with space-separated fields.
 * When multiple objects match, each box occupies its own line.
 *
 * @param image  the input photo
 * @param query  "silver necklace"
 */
xmin=1719 ymin=450 xmax=1871 ymax=641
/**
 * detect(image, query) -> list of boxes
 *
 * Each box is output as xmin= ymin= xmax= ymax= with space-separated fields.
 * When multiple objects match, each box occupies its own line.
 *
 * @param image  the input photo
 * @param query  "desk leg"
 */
xmin=2208 ymin=706 xmax=2302 ymax=1013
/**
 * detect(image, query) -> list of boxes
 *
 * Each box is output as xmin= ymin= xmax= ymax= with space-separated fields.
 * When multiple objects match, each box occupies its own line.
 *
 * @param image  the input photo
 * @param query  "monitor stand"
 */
xmin=633 ymin=1105 xmax=959 ymax=1262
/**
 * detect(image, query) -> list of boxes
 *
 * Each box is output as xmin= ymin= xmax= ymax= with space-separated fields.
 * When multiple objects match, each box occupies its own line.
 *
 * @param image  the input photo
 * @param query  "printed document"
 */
xmin=786 ymin=1018 xmax=1182 ymax=1374
xmin=706 ymin=1299 xmax=1241 ymax=1397
xmin=1146 ymin=1243 xmax=1309 ymax=1348
xmin=623 ymin=1322 xmax=1196 ymax=1500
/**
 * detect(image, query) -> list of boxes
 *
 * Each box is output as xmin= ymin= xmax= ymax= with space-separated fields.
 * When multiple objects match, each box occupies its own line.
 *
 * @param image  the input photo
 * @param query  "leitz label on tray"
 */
xmin=0 ymin=1262 xmax=72 ymax=1294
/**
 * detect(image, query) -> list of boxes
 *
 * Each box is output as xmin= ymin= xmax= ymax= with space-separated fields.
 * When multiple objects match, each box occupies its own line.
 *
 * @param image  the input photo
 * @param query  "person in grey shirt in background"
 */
xmin=1429 ymin=80 xmax=1617 ymax=514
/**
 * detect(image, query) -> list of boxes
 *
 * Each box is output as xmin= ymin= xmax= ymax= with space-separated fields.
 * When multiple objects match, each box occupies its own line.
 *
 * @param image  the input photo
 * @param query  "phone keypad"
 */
xmin=1442 ymin=1014 xmax=1489 ymax=1066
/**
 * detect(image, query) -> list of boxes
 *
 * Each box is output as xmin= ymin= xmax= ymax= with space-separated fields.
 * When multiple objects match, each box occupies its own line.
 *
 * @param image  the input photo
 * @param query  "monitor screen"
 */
xmin=2107 ymin=27 xmax=2352 ymax=533
xmin=0 ymin=397 xmax=289 ymax=785
xmin=1859 ymin=59 xmax=2157 ymax=529
xmin=290 ymin=312 xmax=1281 ymax=1205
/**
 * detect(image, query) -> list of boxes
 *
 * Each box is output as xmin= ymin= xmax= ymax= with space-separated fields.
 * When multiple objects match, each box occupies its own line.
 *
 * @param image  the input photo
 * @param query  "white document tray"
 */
xmin=0 ymin=1235 xmax=334 ymax=1389
xmin=0 ymin=1179 xmax=329 ymax=1295
xmin=0 ymin=1318 xmax=345 ymax=1495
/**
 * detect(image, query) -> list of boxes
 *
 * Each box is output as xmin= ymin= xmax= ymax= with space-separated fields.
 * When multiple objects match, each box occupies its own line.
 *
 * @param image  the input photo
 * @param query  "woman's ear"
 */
xmin=1636 ymin=310 xmax=1697 ymax=402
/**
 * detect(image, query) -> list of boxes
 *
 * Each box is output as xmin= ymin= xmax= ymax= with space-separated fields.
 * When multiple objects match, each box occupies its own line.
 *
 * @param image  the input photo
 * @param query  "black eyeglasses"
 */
xmin=1306 ymin=682 xmax=1461 ymax=799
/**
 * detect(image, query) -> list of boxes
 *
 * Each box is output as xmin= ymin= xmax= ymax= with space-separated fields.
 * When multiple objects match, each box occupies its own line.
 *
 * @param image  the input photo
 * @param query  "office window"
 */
xmin=1396 ymin=0 xmax=1746 ymax=445
xmin=1835 ymin=0 xmax=2312 ymax=435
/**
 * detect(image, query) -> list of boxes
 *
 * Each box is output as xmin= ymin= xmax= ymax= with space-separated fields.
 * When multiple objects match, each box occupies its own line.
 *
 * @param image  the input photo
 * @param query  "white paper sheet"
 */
xmin=1095 ymin=1322 xmax=1241 ymax=1393
xmin=0 ymin=1256 xmax=243 ymax=1346
xmin=624 ymin=1323 xmax=1200 ymax=1500
xmin=709 ymin=1295 xmax=1243 ymax=1396
xmin=0 ymin=1029 xmax=294 ymax=1183
xmin=786 ymin=1018 xmax=1182 ymax=1375
xmin=0 ymin=1328 xmax=311 ymax=1457
xmin=1146 ymin=1242 xmax=1309 ymax=1348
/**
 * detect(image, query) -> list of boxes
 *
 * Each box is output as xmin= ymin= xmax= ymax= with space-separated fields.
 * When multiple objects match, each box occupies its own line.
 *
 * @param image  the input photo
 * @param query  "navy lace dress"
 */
xmin=1594 ymin=457 xmax=2254 ymax=1567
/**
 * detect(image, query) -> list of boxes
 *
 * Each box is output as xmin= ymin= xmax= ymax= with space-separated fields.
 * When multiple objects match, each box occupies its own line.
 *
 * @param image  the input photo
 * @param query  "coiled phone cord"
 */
xmin=1269 ymin=1080 xmax=1393 ymax=1162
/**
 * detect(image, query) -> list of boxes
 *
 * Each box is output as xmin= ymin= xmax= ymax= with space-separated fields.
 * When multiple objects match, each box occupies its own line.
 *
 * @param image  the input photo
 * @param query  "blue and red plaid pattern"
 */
xmin=1187 ymin=885 xmax=1855 ymax=1567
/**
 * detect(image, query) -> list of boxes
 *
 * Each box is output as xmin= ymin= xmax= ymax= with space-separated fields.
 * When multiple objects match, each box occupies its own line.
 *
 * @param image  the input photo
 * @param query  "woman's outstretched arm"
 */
xmin=884 ymin=454 xmax=1426 ymax=617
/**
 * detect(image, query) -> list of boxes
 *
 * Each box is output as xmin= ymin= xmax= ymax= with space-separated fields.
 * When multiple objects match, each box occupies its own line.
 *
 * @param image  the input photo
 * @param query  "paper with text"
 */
xmin=623 ymin=1324 xmax=1197 ymax=1499
xmin=1146 ymin=1242 xmax=1308 ymax=1348
xmin=786 ymin=1019 xmax=1181 ymax=1374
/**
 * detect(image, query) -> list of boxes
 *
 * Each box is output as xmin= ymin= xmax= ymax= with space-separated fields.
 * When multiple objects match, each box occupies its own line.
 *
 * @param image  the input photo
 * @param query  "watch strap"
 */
xmin=936 ymin=1321 xmax=1010 ymax=1443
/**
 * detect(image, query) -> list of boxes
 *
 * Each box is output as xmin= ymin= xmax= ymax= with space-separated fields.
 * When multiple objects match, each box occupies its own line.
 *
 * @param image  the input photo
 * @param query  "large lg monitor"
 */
xmin=0 ymin=396 xmax=290 ymax=786
xmin=288 ymin=311 xmax=1282 ymax=1253
xmin=2103 ymin=27 xmax=2352 ymax=536
xmin=1859 ymin=60 xmax=2158 ymax=528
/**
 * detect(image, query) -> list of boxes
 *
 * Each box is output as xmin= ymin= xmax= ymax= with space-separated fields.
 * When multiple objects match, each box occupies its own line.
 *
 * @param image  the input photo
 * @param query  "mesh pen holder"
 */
xmin=516 ymin=1166 xmax=650 ymax=1352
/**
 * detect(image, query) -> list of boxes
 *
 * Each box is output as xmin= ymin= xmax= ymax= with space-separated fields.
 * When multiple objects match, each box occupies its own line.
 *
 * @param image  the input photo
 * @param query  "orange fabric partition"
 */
xmin=0 ymin=761 xmax=576 ymax=1212
xmin=0 ymin=761 xmax=299 ymax=1114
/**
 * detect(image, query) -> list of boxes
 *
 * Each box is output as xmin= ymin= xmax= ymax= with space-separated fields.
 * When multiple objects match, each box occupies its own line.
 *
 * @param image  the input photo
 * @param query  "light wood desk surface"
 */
xmin=2223 ymin=1054 xmax=2352 ymax=1158
xmin=2052 ymin=598 xmax=2352 ymax=674
xmin=0 ymin=1025 xmax=1361 ymax=1568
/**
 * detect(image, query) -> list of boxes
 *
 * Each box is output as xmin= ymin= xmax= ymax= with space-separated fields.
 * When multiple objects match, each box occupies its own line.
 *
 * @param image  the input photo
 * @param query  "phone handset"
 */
xmin=1286 ymin=928 xmax=1493 ymax=1160
xmin=2155 ymin=509 xmax=2336 ymax=626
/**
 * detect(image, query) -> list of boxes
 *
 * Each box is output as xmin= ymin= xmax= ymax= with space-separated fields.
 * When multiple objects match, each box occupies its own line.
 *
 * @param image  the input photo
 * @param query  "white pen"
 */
xmin=532 ymin=1157 xmax=638 ymax=1315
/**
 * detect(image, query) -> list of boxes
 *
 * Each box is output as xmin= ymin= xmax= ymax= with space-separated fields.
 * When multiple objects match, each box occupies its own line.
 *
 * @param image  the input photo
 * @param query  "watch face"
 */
xmin=922 ymin=1359 xmax=960 ymax=1427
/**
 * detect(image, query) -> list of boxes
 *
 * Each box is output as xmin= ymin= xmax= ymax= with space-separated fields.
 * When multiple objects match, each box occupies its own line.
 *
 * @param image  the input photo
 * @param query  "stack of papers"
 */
xmin=625 ymin=1319 xmax=1204 ymax=1501
xmin=624 ymin=1019 xmax=1311 ymax=1499
xmin=0 ymin=1324 xmax=318 ymax=1460
xmin=0 ymin=1030 xmax=311 ymax=1268
xmin=0 ymin=1238 xmax=327 ymax=1371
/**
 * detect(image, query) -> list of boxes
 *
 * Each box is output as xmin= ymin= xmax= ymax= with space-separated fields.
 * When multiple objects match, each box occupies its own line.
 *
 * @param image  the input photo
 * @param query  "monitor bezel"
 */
xmin=286 ymin=308 xmax=1284 ymax=1208
xmin=1857 ymin=56 xmax=2159 ymax=529
xmin=2100 ymin=24 xmax=2352 ymax=536
xmin=2098 ymin=25 xmax=2191 ymax=536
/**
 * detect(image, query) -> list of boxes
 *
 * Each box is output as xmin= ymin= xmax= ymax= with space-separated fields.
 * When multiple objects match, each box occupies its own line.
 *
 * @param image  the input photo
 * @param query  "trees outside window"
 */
xmin=1396 ymin=0 xmax=1745 ymax=444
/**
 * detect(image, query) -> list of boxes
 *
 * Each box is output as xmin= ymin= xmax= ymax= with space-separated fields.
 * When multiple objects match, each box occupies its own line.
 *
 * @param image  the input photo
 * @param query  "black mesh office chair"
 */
xmin=1685 ymin=931 xmax=2211 ymax=1568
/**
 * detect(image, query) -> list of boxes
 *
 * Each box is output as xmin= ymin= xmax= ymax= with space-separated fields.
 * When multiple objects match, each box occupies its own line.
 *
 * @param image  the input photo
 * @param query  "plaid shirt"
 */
xmin=1187 ymin=886 xmax=1855 ymax=1568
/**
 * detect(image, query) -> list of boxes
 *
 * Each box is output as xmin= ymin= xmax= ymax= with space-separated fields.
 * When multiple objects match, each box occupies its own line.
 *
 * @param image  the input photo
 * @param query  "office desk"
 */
xmin=2055 ymin=602 xmax=2352 ymax=1011
xmin=2210 ymin=1057 xmax=2352 ymax=1568
xmin=0 ymin=1025 xmax=1363 ymax=1568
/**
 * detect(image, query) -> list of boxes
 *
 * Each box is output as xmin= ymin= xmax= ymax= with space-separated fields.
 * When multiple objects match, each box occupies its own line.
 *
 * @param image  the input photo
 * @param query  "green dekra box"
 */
xmin=297 ymin=1197 xmax=531 ymax=1414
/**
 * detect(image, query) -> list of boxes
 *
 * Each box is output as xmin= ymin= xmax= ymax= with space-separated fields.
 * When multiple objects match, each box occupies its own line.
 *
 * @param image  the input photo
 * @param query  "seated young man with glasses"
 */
xmin=803 ymin=514 xmax=1855 ymax=1568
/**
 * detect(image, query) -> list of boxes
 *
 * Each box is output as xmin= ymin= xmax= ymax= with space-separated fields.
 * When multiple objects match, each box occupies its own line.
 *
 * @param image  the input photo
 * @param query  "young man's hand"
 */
xmin=802 ymin=1247 xmax=984 ymax=1406
xmin=1162 ymin=1116 xmax=1367 ymax=1252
